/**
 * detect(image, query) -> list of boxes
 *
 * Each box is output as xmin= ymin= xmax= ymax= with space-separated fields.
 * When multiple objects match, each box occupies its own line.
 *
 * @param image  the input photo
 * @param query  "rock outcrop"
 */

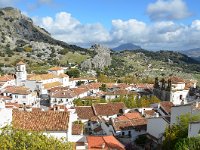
xmin=0 ymin=7 xmax=87 ymax=61
xmin=81 ymin=44 xmax=112 ymax=69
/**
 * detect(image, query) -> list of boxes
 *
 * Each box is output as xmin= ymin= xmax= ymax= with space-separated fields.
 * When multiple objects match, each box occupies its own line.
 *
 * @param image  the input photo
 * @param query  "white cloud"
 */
xmin=147 ymin=0 xmax=191 ymax=21
xmin=0 ymin=0 xmax=18 ymax=7
xmin=33 ymin=12 xmax=110 ymax=46
xmin=33 ymin=11 xmax=200 ymax=50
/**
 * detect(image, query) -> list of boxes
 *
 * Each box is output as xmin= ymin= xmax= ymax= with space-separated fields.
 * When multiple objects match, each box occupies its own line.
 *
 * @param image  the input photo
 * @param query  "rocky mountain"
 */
xmin=0 ymin=7 xmax=89 ymax=67
xmin=112 ymin=43 xmax=141 ymax=51
xmin=81 ymin=44 xmax=112 ymax=70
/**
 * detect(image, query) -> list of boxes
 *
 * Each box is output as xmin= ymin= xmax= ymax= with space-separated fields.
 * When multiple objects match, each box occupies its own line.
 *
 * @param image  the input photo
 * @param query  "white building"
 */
xmin=111 ymin=111 xmax=147 ymax=140
xmin=3 ymin=86 xmax=39 ymax=107
xmin=188 ymin=121 xmax=200 ymax=138
xmin=16 ymin=61 xmax=27 ymax=86
xmin=154 ymin=76 xmax=196 ymax=105
xmin=50 ymin=89 xmax=77 ymax=108
xmin=147 ymin=116 xmax=170 ymax=143
xmin=0 ymin=100 xmax=12 ymax=128
xmin=0 ymin=75 xmax=15 ymax=92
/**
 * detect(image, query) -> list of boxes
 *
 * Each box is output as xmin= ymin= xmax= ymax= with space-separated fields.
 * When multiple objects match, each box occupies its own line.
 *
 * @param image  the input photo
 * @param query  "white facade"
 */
xmin=50 ymin=97 xmax=75 ymax=108
xmin=48 ymin=69 xmax=64 ymax=76
xmin=171 ymin=90 xmax=189 ymax=105
xmin=147 ymin=117 xmax=169 ymax=141
xmin=0 ymin=108 xmax=12 ymax=128
xmin=16 ymin=63 xmax=27 ymax=86
xmin=3 ymin=90 xmax=39 ymax=107
xmin=188 ymin=122 xmax=200 ymax=138
xmin=0 ymin=79 xmax=15 ymax=92
xmin=170 ymin=104 xmax=192 ymax=125
xmin=67 ymin=109 xmax=85 ymax=142
xmin=115 ymin=128 xmax=146 ymax=141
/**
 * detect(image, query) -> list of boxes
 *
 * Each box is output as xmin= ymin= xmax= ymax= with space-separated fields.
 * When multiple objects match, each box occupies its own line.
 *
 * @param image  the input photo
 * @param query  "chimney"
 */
xmin=102 ymin=143 xmax=105 ymax=149
xmin=155 ymin=112 xmax=159 ymax=117
xmin=141 ymin=108 xmax=145 ymax=115
xmin=196 ymin=101 xmax=199 ymax=108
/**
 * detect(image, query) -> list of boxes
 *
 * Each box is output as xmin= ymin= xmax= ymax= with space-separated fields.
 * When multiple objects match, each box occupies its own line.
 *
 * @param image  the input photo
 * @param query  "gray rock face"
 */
xmin=81 ymin=44 xmax=112 ymax=69
xmin=0 ymin=7 xmax=87 ymax=62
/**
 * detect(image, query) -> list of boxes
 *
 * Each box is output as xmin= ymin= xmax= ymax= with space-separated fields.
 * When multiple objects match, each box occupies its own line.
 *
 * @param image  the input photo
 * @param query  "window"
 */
xmin=122 ymin=132 xmax=125 ymax=136
xmin=180 ymin=95 xmax=183 ymax=100
xmin=88 ymin=122 xmax=91 ymax=126
xmin=23 ymin=95 xmax=26 ymax=99
xmin=15 ymin=95 xmax=18 ymax=98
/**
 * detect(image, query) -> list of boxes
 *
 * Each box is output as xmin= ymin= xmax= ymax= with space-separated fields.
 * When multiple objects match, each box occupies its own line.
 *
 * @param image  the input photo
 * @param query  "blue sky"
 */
xmin=1 ymin=0 xmax=200 ymax=50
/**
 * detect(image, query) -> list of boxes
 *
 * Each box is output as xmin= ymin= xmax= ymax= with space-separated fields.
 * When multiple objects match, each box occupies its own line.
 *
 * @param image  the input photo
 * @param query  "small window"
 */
xmin=122 ymin=132 xmax=125 ymax=136
xmin=15 ymin=95 xmax=18 ymax=98
xmin=23 ymin=95 xmax=26 ymax=99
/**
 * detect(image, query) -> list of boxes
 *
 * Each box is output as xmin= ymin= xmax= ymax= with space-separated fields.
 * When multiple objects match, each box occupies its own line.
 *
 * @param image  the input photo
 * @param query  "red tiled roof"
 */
xmin=4 ymin=86 xmax=31 ymax=95
xmin=12 ymin=109 xmax=69 ymax=131
xmin=167 ymin=76 xmax=185 ymax=84
xmin=72 ymin=124 xmax=83 ymax=135
xmin=0 ymin=75 xmax=15 ymax=82
xmin=72 ymin=87 xmax=88 ymax=95
xmin=48 ymin=67 xmax=63 ymax=71
xmin=51 ymin=89 xmax=77 ymax=98
xmin=106 ymin=89 xmax=129 ymax=95
xmin=75 ymin=106 xmax=96 ymax=120
xmin=113 ymin=112 xmax=147 ymax=131
xmin=144 ymin=110 xmax=156 ymax=117
xmin=117 ymin=112 xmax=143 ymax=121
xmin=93 ymin=102 xmax=125 ymax=116
xmin=87 ymin=135 xmax=125 ymax=150
xmin=160 ymin=101 xmax=174 ymax=114
xmin=16 ymin=61 xmax=25 ymax=65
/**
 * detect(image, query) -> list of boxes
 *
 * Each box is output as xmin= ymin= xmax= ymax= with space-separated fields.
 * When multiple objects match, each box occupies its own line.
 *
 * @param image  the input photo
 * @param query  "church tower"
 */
xmin=16 ymin=61 xmax=27 ymax=86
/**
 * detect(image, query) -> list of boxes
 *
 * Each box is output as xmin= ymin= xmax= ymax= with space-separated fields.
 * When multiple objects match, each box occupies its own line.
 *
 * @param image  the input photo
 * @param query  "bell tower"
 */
xmin=16 ymin=61 xmax=27 ymax=86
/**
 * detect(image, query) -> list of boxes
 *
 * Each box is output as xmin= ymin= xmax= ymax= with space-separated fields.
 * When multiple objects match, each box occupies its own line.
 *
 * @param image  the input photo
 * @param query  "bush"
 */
xmin=58 ymin=49 xmax=69 ymax=55
xmin=0 ymin=126 xmax=74 ymax=150
xmin=66 ymin=68 xmax=80 ymax=78
xmin=24 ymin=46 xmax=32 ymax=52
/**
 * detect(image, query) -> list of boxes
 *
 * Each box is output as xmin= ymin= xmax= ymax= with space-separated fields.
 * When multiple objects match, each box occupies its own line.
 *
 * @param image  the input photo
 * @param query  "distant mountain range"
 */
xmin=181 ymin=48 xmax=200 ymax=57
xmin=181 ymin=48 xmax=200 ymax=61
xmin=112 ymin=43 xmax=141 ymax=51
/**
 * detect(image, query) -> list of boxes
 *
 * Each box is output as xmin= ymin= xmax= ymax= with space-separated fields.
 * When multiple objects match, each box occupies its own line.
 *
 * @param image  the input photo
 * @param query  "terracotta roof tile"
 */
xmin=12 ymin=109 xmax=69 ymax=131
xmin=72 ymin=124 xmax=83 ymax=135
xmin=113 ymin=112 xmax=147 ymax=131
xmin=87 ymin=135 xmax=125 ymax=150
xmin=51 ymin=89 xmax=76 ymax=98
xmin=43 ymin=81 xmax=62 ymax=90
xmin=4 ymin=86 xmax=31 ymax=95
xmin=160 ymin=101 xmax=174 ymax=114
xmin=0 ymin=75 xmax=15 ymax=82
xmin=48 ymin=67 xmax=63 ymax=71
xmin=72 ymin=87 xmax=88 ymax=95
xmin=93 ymin=102 xmax=125 ymax=116
xmin=144 ymin=110 xmax=156 ymax=117
xmin=16 ymin=61 xmax=25 ymax=65
xmin=75 ymin=106 xmax=96 ymax=120
xmin=166 ymin=76 xmax=185 ymax=84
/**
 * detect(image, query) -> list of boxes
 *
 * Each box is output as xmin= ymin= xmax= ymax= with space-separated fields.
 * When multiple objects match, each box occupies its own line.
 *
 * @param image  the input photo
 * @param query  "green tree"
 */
xmin=66 ymin=68 xmax=80 ymax=78
xmin=162 ymin=113 xmax=200 ymax=150
xmin=99 ymin=84 xmax=107 ymax=92
xmin=0 ymin=126 xmax=74 ymax=150
xmin=174 ymin=137 xmax=200 ymax=150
